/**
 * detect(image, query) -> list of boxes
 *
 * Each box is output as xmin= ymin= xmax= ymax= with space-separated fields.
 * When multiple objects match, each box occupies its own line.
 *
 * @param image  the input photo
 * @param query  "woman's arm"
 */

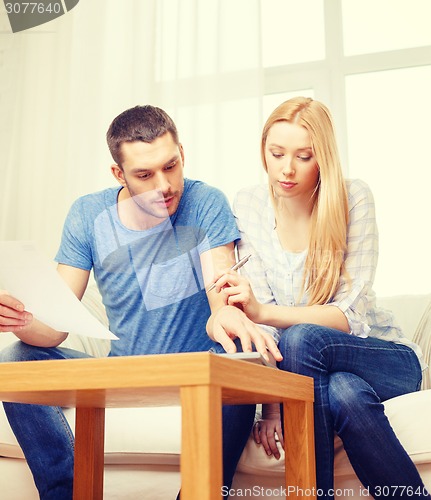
xmin=214 ymin=270 xmax=349 ymax=332
xmin=216 ymin=180 xmax=377 ymax=334
xmin=258 ymin=302 xmax=349 ymax=332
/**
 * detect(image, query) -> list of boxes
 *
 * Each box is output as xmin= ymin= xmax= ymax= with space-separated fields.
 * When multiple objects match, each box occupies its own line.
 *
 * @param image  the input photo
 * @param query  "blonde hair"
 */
xmin=261 ymin=97 xmax=349 ymax=305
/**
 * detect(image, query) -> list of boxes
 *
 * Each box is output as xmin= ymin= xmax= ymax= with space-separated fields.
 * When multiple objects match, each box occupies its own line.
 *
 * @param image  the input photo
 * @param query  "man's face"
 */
xmin=112 ymin=132 xmax=185 ymax=224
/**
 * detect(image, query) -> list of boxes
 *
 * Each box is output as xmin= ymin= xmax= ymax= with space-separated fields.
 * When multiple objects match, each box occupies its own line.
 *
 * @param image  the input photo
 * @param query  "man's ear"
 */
xmin=179 ymin=143 xmax=185 ymax=167
xmin=111 ymin=164 xmax=127 ymax=186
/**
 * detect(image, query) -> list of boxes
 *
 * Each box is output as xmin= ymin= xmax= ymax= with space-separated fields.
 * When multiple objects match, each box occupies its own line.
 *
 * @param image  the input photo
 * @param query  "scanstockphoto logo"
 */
xmin=3 ymin=0 xmax=79 ymax=32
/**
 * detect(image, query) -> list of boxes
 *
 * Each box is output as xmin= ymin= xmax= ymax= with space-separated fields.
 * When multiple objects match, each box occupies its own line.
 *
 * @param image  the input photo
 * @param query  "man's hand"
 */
xmin=207 ymin=305 xmax=282 ymax=363
xmin=0 ymin=290 xmax=33 ymax=333
xmin=202 ymin=244 xmax=281 ymax=362
xmin=0 ymin=265 xmax=89 ymax=347
xmin=0 ymin=289 xmax=68 ymax=346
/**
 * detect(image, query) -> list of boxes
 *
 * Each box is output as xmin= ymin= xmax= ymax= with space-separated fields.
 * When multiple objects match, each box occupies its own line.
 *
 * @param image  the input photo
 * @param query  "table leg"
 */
xmin=73 ymin=407 xmax=105 ymax=500
xmin=180 ymin=385 xmax=223 ymax=499
xmin=283 ymin=399 xmax=316 ymax=499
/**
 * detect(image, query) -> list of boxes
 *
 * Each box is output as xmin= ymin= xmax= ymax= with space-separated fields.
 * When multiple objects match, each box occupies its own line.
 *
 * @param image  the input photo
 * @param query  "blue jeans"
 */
xmin=277 ymin=324 xmax=429 ymax=499
xmin=0 ymin=341 xmax=255 ymax=500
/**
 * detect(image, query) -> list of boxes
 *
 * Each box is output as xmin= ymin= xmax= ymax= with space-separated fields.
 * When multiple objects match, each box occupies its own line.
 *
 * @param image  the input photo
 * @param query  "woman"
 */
xmin=214 ymin=97 xmax=429 ymax=498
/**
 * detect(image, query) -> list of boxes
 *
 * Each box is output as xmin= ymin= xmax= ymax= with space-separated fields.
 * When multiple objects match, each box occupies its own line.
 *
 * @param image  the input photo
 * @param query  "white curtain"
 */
xmin=0 ymin=0 xmax=264 ymax=259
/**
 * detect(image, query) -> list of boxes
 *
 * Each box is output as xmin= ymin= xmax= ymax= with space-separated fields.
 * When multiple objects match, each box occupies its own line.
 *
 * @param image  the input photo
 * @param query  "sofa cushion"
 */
xmin=0 ymin=404 xmax=181 ymax=465
xmin=102 ymin=407 xmax=181 ymax=465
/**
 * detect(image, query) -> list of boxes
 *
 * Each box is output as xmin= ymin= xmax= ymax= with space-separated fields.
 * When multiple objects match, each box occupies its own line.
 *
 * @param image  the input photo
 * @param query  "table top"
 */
xmin=0 ymin=351 xmax=313 ymax=408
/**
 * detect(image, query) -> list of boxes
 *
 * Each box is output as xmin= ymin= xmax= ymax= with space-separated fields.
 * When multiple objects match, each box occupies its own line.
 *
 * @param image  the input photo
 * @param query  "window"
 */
xmin=342 ymin=0 xmax=431 ymax=56
xmin=345 ymin=66 xmax=431 ymax=295
xmin=155 ymin=0 xmax=260 ymax=81
xmin=261 ymin=1 xmax=431 ymax=295
xmin=263 ymin=89 xmax=314 ymax=123
xmin=261 ymin=0 xmax=325 ymax=67
xmin=176 ymin=98 xmax=263 ymax=202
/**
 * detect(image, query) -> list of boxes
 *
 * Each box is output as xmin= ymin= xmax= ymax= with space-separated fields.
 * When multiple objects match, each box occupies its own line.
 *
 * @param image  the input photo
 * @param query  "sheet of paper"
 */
xmin=0 ymin=241 xmax=117 ymax=340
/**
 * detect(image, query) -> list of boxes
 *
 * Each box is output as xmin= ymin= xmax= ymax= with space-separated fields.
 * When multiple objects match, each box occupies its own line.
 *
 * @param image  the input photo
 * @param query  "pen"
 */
xmin=206 ymin=254 xmax=252 ymax=293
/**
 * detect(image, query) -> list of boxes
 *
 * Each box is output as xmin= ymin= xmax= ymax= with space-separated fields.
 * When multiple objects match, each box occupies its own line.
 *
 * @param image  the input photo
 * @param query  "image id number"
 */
xmin=5 ymin=2 xmax=62 ymax=15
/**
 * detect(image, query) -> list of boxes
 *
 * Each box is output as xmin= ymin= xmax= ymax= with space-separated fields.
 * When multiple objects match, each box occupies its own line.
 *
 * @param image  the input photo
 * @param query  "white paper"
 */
xmin=0 ymin=241 xmax=117 ymax=340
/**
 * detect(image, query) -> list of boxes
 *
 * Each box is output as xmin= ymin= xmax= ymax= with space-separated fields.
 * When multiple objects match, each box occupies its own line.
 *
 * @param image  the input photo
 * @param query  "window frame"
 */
xmin=262 ymin=0 xmax=431 ymax=175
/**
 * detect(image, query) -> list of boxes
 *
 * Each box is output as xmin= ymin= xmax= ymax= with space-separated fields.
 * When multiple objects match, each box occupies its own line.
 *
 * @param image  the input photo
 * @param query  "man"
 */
xmin=0 ymin=105 xmax=281 ymax=499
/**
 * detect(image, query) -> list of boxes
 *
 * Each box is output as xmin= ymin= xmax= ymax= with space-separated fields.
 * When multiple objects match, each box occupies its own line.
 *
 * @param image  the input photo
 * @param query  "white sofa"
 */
xmin=0 ymin=287 xmax=430 ymax=499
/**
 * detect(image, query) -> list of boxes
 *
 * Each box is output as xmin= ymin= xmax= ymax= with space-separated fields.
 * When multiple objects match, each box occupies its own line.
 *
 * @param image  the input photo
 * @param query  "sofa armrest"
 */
xmin=413 ymin=299 xmax=431 ymax=390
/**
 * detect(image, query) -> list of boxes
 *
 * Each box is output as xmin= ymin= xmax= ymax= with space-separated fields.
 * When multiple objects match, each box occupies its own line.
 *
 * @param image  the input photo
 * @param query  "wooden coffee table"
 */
xmin=0 ymin=352 xmax=315 ymax=499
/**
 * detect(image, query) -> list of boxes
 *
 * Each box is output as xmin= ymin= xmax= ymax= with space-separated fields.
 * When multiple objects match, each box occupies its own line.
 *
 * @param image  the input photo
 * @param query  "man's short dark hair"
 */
xmin=106 ymin=105 xmax=179 ymax=166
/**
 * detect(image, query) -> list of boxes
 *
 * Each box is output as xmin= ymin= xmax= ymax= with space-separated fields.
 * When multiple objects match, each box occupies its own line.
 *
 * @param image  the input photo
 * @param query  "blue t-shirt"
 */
xmin=55 ymin=178 xmax=240 ymax=356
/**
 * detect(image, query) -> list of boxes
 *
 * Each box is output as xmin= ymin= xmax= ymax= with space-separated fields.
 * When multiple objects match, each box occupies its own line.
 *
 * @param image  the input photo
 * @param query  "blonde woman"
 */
xmin=213 ymin=98 xmax=429 ymax=498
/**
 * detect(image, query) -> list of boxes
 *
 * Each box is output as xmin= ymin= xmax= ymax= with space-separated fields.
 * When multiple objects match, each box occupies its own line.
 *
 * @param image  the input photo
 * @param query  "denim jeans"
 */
xmin=277 ymin=324 xmax=429 ymax=499
xmin=0 ymin=341 xmax=255 ymax=500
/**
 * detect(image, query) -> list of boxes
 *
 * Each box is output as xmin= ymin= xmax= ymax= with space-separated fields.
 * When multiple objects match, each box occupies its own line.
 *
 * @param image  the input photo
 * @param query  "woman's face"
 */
xmin=264 ymin=121 xmax=320 ymax=203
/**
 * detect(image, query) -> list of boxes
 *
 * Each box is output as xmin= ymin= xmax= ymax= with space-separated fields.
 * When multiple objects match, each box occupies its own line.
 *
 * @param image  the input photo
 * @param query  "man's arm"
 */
xmin=0 ymin=264 xmax=90 ymax=347
xmin=201 ymin=243 xmax=282 ymax=363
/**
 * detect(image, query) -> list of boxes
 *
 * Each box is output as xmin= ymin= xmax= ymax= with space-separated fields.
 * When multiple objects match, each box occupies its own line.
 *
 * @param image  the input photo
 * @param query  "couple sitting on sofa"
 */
xmin=0 ymin=99 xmax=429 ymax=500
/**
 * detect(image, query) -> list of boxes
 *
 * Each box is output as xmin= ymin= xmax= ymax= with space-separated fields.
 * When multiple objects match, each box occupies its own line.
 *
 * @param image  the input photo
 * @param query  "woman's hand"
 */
xmin=253 ymin=406 xmax=284 ymax=460
xmin=212 ymin=270 xmax=263 ymax=323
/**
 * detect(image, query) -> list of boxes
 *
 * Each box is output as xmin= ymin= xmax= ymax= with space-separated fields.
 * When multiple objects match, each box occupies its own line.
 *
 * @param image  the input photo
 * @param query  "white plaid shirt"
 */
xmin=233 ymin=178 xmax=424 ymax=368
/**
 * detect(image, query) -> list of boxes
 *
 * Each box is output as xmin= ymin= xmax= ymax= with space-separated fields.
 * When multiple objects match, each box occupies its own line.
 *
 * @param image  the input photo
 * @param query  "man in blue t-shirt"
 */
xmin=0 ymin=105 xmax=281 ymax=499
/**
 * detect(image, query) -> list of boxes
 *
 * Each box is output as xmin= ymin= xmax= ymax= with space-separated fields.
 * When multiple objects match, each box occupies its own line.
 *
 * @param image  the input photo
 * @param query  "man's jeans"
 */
xmin=0 ymin=341 xmax=255 ymax=500
xmin=278 ymin=324 xmax=429 ymax=499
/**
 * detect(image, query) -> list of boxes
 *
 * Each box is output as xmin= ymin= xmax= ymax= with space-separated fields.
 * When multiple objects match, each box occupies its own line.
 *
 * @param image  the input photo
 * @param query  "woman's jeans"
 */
xmin=278 ymin=324 xmax=429 ymax=499
xmin=0 ymin=341 xmax=255 ymax=500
